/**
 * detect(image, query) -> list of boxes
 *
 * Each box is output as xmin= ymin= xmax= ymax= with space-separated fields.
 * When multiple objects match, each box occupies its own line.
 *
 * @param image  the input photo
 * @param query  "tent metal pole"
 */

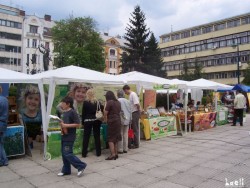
xmin=184 ymin=87 xmax=188 ymax=134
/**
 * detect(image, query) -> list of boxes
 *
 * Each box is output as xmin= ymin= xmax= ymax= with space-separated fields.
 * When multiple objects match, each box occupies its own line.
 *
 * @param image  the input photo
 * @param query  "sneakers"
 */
xmin=57 ymin=172 xmax=64 ymax=176
xmin=77 ymin=169 xmax=84 ymax=177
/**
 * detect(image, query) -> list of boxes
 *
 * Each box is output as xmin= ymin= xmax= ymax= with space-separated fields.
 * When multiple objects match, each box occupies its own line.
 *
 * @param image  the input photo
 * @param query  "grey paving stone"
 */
xmin=14 ymin=165 xmax=50 ymax=177
xmin=162 ymin=161 xmax=197 ymax=172
xmin=98 ymin=166 xmax=135 ymax=179
xmin=191 ymin=152 xmax=221 ymax=160
xmin=139 ymin=149 xmax=165 ymax=156
xmin=194 ymin=179 xmax=225 ymax=188
xmin=145 ymin=180 xmax=190 ymax=188
xmin=39 ymin=180 xmax=83 ymax=188
xmin=185 ymin=166 xmax=222 ymax=178
xmin=117 ymin=172 xmax=157 ymax=187
xmin=142 ymin=166 xmax=179 ymax=178
xmin=90 ymin=180 xmax=133 ymax=188
xmin=72 ymin=172 xmax=113 ymax=187
xmin=122 ymin=161 xmax=156 ymax=172
xmin=216 ymin=156 xmax=246 ymax=164
xmin=160 ymin=153 xmax=186 ymax=161
xmin=87 ymin=161 xmax=115 ymax=172
xmin=167 ymin=173 xmax=207 ymax=187
xmin=0 ymin=179 xmax=34 ymax=188
xmin=8 ymin=159 xmax=38 ymax=170
xmin=227 ymin=164 xmax=250 ymax=175
xmin=25 ymin=172 xmax=64 ymax=187
xmin=199 ymin=160 xmax=234 ymax=170
xmin=183 ymin=156 xmax=208 ymax=165
xmin=0 ymin=167 xmax=20 ymax=183
xmin=175 ymin=149 xmax=199 ymax=156
xmin=204 ymin=148 xmax=231 ymax=156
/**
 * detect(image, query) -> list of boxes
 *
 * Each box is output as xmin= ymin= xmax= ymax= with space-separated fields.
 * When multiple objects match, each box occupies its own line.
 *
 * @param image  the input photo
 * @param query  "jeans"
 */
xmin=118 ymin=125 xmax=129 ymax=152
xmin=82 ymin=121 xmax=101 ymax=156
xmin=0 ymin=131 xmax=8 ymax=166
xmin=61 ymin=141 xmax=87 ymax=174
xmin=131 ymin=111 xmax=140 ymax=147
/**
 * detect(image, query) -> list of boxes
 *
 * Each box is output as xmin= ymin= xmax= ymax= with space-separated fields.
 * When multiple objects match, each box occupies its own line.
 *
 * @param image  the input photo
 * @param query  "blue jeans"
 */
xmin=61 ymin=141 xmax=87 ymax=174
xmin=0 ymin=131 xmax=8 ymax=166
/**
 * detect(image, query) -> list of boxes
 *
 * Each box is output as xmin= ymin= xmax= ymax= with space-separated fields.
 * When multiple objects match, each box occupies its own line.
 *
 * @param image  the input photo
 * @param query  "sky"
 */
xmin=1 ymin=0 xmax=250 ymax=39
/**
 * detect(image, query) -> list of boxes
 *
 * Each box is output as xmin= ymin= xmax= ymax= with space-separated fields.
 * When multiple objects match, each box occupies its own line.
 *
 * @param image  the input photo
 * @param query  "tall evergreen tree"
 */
xmin=121 ymin=5 xmax=150 ymax=72
xmin=143 ymin=33 xmax=166 ymax=77
xmin=192 ymin=59 xmax=204 ymax=80
xmin=180 ymin=61 xmax=192 ymax=81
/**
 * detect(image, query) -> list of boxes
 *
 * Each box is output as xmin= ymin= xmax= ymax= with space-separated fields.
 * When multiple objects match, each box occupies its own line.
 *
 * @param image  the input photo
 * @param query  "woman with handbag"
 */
xmin=82 ymin=89 xmax=103 ymax=158
xmin=104 ymin=91 xmax=122 ymax=160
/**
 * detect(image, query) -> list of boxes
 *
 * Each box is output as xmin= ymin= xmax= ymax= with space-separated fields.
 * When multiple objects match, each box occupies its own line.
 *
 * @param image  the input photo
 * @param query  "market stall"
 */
xmin=0 ymin=68 xmax=45 ymax=157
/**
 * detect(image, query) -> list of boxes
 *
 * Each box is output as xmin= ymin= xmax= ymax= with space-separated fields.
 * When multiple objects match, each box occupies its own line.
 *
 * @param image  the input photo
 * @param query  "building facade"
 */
xmin=0 ymin=4 xmax=24 ymax=72
xmin=159 ymin=13 xmax=250 ymax=85
xmin=22 ymin=14 xmax=55 ymax=74
xmin=101 ymin=33 xmax=125 ymax=75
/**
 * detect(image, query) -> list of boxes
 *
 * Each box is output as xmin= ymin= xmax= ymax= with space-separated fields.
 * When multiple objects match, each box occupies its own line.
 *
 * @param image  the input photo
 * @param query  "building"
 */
xmin=159 ymin=13 xmax=250 ymax=84
xmin=0 ymin=4 xmax=24 ymax=72
xmin=22 ymin=14 xmax=55 ymax=74
xmin=101 ymin=33 xmax=125 ymax=75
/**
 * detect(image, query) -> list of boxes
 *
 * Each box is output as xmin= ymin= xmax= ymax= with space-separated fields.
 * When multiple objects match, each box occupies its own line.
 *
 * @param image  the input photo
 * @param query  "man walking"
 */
xmin=232 ymin=90 xmax=246 ymax=126
xmin=123 ymin=85 xmax=140 ymax=149
xmin=0 ymin=86 xmax=9 ymax=166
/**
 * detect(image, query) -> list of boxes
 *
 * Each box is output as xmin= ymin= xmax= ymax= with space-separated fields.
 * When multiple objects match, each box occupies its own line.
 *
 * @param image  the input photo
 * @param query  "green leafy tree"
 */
xmin=242 ymin=61 xmax=250 ymax=85
xmin=143 ymin=33 xmax=166 ymax=77
xmin=121 ymin=5 xmax=150 ymax=72
xmin=180 ymin=61 xmax=193 ymax=81
xmin=192 ymin=59 xmax=204 ymax=80
xmin=52 ymin=16 xmax=105 ymax=71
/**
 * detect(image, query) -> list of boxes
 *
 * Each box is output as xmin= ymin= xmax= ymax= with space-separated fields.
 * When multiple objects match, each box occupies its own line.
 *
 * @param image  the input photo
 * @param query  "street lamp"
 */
xmin=231 ymin=39 xmax=241 ymax=84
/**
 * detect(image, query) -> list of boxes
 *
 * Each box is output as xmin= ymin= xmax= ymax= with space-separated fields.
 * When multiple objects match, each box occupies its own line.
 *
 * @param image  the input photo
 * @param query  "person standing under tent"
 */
xmin=117 ymin=90 xmax=131 ymax=154
xmin=58 ymin=96 xmax=87 ymax=177
xmin=123 ymin=85 xmax=140 ymax=149
xmin=0 ymin=86 xmax=8 ymax=167
xmin=82 ymin=89 xmax=103 ymax=158
xmin=232 ymin=90 xmax=246 ymax=126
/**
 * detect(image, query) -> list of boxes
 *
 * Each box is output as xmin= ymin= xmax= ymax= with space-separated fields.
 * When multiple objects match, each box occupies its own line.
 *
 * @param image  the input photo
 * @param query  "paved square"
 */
xmin=0 ymin=115 xmax=250 ymax=187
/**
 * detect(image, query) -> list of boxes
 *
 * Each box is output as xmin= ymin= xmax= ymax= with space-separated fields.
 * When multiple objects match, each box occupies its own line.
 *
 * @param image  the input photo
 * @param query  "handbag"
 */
xmin=95 ymin=101 xmax=104 ymax=121
xmin=128 ymin=123 xmax=134 ymax=139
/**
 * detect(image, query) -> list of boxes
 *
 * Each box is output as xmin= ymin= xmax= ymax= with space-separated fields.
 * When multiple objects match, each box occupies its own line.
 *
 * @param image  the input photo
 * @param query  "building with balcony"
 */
xmin=0 ymin=4 xmax=24 ymax=72
xmin=101 ymin=33 xmax=125 ymax=75
xmin=22 ymin=14 xmax=55 ymax=74
xmin=159 ymin=12 xmax=250 ymax=85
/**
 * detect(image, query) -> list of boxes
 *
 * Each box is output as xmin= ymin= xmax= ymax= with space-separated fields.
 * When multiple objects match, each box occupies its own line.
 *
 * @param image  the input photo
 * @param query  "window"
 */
xmin=30 ymin=25 xmax=38 ymax=33
xmin=181 ymin=30 xmax=190 ymax=38
xmin=241 ymin=36 xmax=248 ymax=44
xmin=202 ymin=26 xmax=213 ymax=34
xmin=227 ymin=19 xmax=240 ymax=28
xmin=110 ymin=49 xmax=116 ymax=56
xmin=242 ymin=17 xmax=250 ymax=25
xmin=27 ymin=54 xmax=29 ymax=65
xmin=191 ymin=28 xmax=201 ymax=36
xmin=113 ymin=61 xmax=116 ymax=68
xmin=214 ymin=23 xmax=226 ymax=31
xmin=27 ymin=39 xmax=30 ymax=48
xmin=162 ymin=36 xmax=170 ymax=43
xmin=32 ymin=39 xmax=37 ymax=48
xmin=220 ymin=40 xmax=226 ymax=47
xmin=109 ymin=61 xmax=112 ymax=68
xmin=6 ymin=21 xmax=10 ymax=27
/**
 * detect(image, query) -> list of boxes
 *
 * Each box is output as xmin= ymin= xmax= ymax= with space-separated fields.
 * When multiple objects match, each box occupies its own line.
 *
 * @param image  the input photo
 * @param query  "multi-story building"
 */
xmin=0 ymin=4 xmax=24 ymax=72
xmin=159 ymin=13 xmax=250 ymax=85
xmin=22 ymin=14 xmax=55 ymax=74
xmin=101 ymin=33 xmax=125 ymax=75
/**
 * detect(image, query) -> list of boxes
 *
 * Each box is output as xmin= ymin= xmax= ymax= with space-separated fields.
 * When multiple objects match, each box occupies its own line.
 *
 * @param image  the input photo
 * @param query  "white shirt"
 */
xmin=234 ymin=93 xmax=246 ymax=109
xmin=129 ymin=91 xmax=140 ymax=113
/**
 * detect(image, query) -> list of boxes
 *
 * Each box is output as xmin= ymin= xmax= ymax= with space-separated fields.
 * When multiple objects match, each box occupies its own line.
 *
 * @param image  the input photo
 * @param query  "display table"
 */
xmin=193 ymin=112 xmax=217 ymax=131
xmin=141 ymin=115 xmax=177 ymax=140
xmin=46 ymin=127 xmax=106 ymax=160
xmin=4 ymin=125 xmax=25 ymax=157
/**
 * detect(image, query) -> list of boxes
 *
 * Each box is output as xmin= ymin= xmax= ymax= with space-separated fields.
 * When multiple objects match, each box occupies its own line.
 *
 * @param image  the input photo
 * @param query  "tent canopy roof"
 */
xmin=0 ymin=68 xmax=40 ymax=83
xmin=232 ymin=84 xmax=250 ymax=92
xmin=184 ymin=78 xmax=233 ymax=90
xmin=33 ymin=65 xmax=124 ymax=85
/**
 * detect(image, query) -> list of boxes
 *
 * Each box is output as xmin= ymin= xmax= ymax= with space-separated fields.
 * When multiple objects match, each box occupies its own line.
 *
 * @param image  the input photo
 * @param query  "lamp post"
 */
xmin=232 ymin=40 xmax=240 ymax=84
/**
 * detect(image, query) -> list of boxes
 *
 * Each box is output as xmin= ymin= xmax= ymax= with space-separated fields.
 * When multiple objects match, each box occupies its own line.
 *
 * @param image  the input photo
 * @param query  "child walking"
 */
xmin=58 ymin=96 xmax=87 ymax=177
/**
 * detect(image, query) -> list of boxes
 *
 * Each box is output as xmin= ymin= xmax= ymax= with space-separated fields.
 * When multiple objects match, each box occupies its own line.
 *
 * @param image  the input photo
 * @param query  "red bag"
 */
xmin=128 ymin=128 xmax=134 ymax=139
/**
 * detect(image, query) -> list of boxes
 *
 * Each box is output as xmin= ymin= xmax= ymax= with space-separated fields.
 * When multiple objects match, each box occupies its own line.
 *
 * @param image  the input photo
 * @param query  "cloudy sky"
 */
xmin=2 ymin=0 xmax=250 ymax=39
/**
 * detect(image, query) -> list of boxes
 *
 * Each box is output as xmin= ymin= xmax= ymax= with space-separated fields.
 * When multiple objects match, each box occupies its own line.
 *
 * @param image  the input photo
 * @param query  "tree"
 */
xmin=180 ymin=59 xmax=204 ymax=81
xmin=180 ymin=61 xmax=193 ymax=81
xmin=121 ymin=5 xmax=150 ymax=73
xmin=143 ymin=33 xmax=166 ymax=77
xmin=52 ymin=16 xmax=105 ymax=71
xmin=242 ymin=61 xmax=250 ymax=85
xmin=192 ymin=59 xmax=204 ymax=80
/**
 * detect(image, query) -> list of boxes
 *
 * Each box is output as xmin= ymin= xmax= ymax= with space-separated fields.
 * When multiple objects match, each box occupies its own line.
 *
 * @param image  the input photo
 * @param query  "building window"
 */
xmin=191 ymin=28 xmax=201 ymax=36
xmin=181 ymin=30 xmax=190 ymax=38
xmin=202 ymin=26 xmax=213 ymax=34
xmin=27 ymin=54 xmax=29 ymax=65
xmin=110 ymin=49 xmax=116 ymax=56
xmin=242 ymin=17 xmax=250 ymax=25
xmin=109 ymin=61 xmax=112 ymax=68
xmin=30 ymin=25 xmax=38 ymax=33
xmin=227 ymin=19 xmax=240 ymax=28
xmin=27 ymin=39 xmax=30 ymax=48
xmin=214 ymin=23 xmax=226 ymax=31
xmin=32 ymin=39 xmax=37 ymax=48
xmin=113 ymin=61 xmax=116 ymax=68
xmin=162 ymin=36 xmax=170 ymax=43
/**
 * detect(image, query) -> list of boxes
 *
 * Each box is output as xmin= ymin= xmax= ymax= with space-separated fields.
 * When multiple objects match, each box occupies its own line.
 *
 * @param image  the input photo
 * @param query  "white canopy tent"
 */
xmin=33 ymin=65 xmax=125 ymax=159
xmin=0 ymin=68 xmax=47 ymax=158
